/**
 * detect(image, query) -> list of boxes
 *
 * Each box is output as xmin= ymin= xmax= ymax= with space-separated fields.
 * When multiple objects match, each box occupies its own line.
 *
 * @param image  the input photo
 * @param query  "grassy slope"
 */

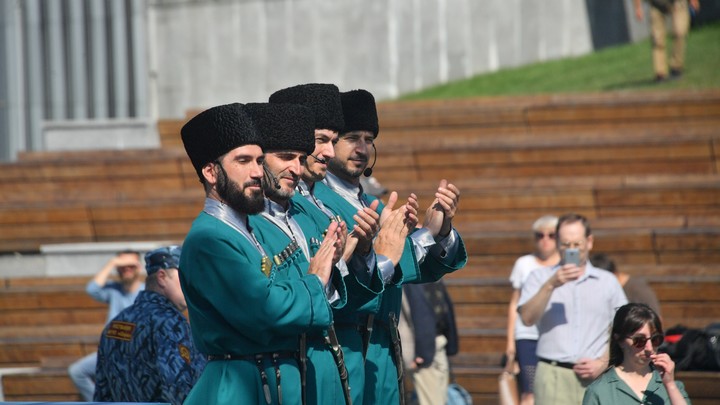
xmin=400 ymin=21 xmax=720 ymax=100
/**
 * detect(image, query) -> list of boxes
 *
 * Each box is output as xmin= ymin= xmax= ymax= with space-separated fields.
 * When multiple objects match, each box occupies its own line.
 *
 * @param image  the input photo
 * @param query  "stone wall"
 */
xmin=151 ymin=0 xmax=611 ymax=117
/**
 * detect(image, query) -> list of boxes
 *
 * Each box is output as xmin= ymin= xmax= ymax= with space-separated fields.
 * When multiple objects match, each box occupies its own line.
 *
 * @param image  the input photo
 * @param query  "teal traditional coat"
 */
xmin=180 ymin=211 xmax=333 ymax=405
xmin=249 ymin=200 xmax=350 ymax=405
xmin=292 ymin=185 xmax=385 ymax=404
xmin=315 ymin=183 xmax=468 ymax=405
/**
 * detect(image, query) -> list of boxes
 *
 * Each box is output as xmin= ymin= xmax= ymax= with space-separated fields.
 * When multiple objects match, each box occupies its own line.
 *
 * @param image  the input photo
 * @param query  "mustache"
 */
xmin=350 ymin=154 xmax=368 ymax=163
xmin=244 ymin=180 xmax=261 ymax=188
xmin=309 ymin=154 xmax=327 ymax=164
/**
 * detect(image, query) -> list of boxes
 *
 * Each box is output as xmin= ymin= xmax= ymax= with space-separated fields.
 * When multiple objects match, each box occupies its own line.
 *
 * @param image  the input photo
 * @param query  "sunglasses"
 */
xmin=627 ymin=334 xmax=664 ymax=349
xmin=534 ymin=232 xmax=556 ymax=240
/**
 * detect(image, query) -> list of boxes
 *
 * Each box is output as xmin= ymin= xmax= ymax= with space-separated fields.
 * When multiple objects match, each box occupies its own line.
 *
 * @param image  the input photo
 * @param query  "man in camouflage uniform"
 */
xmin=94 ymin=246 xmax=205 ymax=405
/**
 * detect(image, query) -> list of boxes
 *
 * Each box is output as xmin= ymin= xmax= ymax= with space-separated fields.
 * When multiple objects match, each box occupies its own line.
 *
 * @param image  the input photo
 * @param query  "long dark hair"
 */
xmin=609 ymin=303 xmax=663 ymax=366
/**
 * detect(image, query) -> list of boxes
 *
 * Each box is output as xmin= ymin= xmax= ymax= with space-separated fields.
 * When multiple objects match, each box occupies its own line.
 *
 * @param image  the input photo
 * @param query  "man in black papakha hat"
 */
xmin=316 ymin=89 xmax=469 ymax=405
xmin=178 ymin=102 xmax=341 ymax=405
xmin=244 ymin=101 xmax=352 ymax=405
xmin=269 ymin=83 xmax=413 ymax=405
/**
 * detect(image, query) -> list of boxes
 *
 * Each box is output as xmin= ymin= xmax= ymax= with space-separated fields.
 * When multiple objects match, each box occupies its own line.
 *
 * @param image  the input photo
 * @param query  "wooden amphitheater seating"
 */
xmin=2 ymin=270 xmax=718 ymax=402
xmin=376 ymin=89 xmax=720 ymax=131
xmin=1 ymin=172 xmax=717 ymax=253
xmin=1 ymin=89 xmax=720 ymax=402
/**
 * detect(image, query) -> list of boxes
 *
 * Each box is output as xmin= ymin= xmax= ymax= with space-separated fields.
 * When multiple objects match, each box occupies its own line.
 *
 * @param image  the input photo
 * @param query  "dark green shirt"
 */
xmin=583 ymin=367 xmax=691 ymax=405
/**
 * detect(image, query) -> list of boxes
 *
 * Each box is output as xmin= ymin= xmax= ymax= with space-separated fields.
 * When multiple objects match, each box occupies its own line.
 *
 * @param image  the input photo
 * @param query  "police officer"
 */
xmin=94 ymin=245 xmax=205 ymax=405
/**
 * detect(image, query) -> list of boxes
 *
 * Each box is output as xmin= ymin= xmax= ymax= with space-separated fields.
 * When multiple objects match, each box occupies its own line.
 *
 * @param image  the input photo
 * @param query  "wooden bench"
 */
xmin=0 ymin=205 xmax=95 ymax=253
xmin=376 ymin=89 xmax=720 ymax=131
xmin=0 ymin=149 xmax=199 ymax=205
xmin=2 ymin=369 xmax=82 ymax=402
xmin=456 ymin=226 xmax=720 ymax=265
xmin=0 ymin=197 xmax=201 ymax=253
xmin=373 ymin=137 xmax=719 ymax=183
xmin=2 ymin=275 xmax=90 ymax=289
xmin=0 ymin=287 xmax=106 ymax=329
xmin=0 ymin=335 xmax=98 ymax=367
xmin=444 ymin=262 xmax=720 ymax=280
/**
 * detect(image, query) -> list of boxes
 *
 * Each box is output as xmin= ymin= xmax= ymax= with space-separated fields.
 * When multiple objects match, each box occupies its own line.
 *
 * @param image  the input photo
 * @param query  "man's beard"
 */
xmin=216 ymin=165 xmax=264 ymax=214
xmin=328 ymin=157 xmax=364 ymax=180
xmin=262 ymin=170 xmax=296 ymax=203
xmin=303 ymin=162 xmax=326 ymax=183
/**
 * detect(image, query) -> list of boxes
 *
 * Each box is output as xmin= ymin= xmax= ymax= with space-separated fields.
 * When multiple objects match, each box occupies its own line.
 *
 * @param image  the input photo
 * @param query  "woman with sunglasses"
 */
xmin=583 ymin=303 xmax=691 ymax=405
xmin=505 ymin=215 xmax=560 ymax=405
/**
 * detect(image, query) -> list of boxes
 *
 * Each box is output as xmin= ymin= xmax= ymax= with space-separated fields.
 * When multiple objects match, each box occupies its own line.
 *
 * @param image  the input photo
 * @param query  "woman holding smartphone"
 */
xmin=582 ymin=303 xmax=691 ymax=405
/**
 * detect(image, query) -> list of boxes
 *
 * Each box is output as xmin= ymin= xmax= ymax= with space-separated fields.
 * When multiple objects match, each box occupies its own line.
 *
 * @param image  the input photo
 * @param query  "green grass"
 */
xmin=400 ymin=21 xmax=720 ymax=100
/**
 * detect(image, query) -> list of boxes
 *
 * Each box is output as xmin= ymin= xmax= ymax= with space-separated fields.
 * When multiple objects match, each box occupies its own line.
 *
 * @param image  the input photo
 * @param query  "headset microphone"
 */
xmin=310 ymin=154 xmax=327 ymax=164
xmin=263 ymin=166 xmax=281 ymax=189
xmin=363 ymin=145 xmax=378 ymax=177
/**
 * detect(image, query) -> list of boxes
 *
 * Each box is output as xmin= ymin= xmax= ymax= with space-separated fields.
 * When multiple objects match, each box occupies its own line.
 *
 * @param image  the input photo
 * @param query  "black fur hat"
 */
xmin=181 ymin=103 xmax=262 ymax=181
xmin=269 ymin=83 xmax=345 ymax=132
xmin=340 ymin=89 xmax=379 ymax=138
xmin=244 ymin=103 xmax=315 ymax=155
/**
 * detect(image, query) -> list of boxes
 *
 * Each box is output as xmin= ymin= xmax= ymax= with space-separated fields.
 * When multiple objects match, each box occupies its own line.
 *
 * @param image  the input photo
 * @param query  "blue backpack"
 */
xmin=447 ymin=382 xmax=472 ymax=405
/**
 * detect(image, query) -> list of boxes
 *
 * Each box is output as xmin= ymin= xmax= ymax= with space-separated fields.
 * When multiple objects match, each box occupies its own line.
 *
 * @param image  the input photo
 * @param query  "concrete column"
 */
xmin=0 ymin=0 xmax=26 ymax=161
xmin=111 ymin=0 xmax=130 ymax=118
xmin=90 ymin=0 xmax=109 ymax=119
xmin=46 ymin=0 xmax=67 ymax=120
xmin=25 ymin=0 xmax=44 ymax=150
xmin=68 ymin=0 xmax=88 ymax=120
xmin=130 ymin=0 xmax=148 ymax=118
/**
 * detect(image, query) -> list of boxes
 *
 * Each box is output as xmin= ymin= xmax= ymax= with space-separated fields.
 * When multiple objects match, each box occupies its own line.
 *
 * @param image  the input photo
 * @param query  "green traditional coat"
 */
xmin=292 ymin=186 xmax=385 ymax=404
xmin=180 ymin=211 xmax=333 ymax=405
xmin=249 ymin=201 xmax=351 ymax=405
xmin=315 ymin=183 xmax=468 ymax=405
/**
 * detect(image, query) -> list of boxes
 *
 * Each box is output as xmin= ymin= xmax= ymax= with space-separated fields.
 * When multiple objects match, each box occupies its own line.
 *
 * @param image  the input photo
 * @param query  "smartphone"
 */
xmin=563 ymin=248 xmax=581 ymax=266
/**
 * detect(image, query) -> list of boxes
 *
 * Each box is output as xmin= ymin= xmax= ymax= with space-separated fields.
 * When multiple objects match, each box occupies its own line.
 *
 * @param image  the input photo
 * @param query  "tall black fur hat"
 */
xmin=340 ymin=89 xmax=379 ymax=138
xmin=244 ymin=103 xmax=315 ymax=155
xmin=269 ymin=83 xmax=345 ymax=132
xmin=181 ymin=103 xmax=262 ymax=181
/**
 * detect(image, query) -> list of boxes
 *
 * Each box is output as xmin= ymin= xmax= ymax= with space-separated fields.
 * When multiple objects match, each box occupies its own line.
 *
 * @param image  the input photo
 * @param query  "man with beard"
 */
xmin=179 ymin=102 xmax=343 ymax=405
xmin=317 ymin=89 xmax=468 ymax=405
xmin=245 ymin=102 xmax=350 ymax=405
xmin=270 ymin=83 xmax=416 ymax=405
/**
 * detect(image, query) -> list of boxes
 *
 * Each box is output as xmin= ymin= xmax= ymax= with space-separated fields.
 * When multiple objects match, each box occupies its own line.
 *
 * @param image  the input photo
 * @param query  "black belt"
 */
xmin=208 ymin=351 xmax=297 ymax=405
xmin=373 ymin=317 xmax=392 ymax=331
xmin=538 ymin=357 xmax=575 ymax=369
xmin=334 ymin=321 xmax=365 ymax=334
xmin=207 ymin=351 xmax=296 ymax=361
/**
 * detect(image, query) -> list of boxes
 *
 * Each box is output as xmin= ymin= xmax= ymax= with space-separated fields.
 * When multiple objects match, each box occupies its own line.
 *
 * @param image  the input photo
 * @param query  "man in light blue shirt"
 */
xmin=519 ymin=213 xmax=627 ymax=405
xmin=68 ymin=249 xmax=145 ymax=401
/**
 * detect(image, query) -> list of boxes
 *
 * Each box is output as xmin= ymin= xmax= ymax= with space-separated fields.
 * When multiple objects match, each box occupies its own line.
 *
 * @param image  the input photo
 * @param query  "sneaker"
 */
xmin=654 ymin=74 xmax=668 ymax=83
xmin=670 ymin=69 xmax=683 ymax=79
